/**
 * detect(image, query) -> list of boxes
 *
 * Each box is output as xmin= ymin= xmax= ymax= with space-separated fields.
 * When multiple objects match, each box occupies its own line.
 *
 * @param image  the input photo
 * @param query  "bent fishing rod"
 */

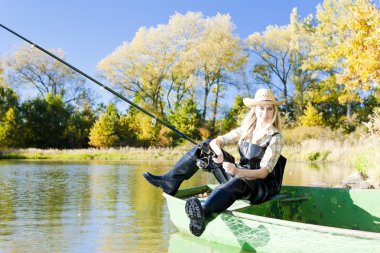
xmin=0 ymin=23 xmax=200 ymax=146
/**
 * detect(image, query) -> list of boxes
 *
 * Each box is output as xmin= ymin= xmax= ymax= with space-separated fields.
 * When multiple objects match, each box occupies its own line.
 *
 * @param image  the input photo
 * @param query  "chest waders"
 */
xmin=184 ymin=134 xmax=287 ymax=236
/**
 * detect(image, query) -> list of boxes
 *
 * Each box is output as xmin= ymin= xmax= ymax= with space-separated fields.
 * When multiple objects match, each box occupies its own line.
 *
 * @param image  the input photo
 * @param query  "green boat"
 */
xmin=164 ymin=184 xmax=380 ymax=253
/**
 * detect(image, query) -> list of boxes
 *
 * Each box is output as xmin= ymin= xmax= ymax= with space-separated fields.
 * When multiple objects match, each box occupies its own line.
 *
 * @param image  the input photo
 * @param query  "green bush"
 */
xmin=307 ymin=151 xmax=321 ymax=161
xmin=352 ymin=153 xmax=369 ymax=179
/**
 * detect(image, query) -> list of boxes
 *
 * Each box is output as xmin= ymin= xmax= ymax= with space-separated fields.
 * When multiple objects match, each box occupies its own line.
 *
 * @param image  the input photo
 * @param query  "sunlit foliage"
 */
xmin=303 ymin=0 xmax=380 ymax=104
xmin=89 ymin=103 xmax=120 ymax=148
xmin=298 ymin=102 xmax=324 ymax=127
xmin=98 ymin=12 xmax=246 ymax=132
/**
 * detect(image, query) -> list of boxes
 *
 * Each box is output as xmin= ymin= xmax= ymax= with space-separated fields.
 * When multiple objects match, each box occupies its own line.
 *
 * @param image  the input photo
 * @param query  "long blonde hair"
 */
xmin=238 ymin=105 xmax=282 ymax=144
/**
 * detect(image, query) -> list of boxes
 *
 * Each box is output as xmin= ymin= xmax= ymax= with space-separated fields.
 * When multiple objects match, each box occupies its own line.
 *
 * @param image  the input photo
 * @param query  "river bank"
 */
xmin=1 ymin=137 xmax=379 ymax=188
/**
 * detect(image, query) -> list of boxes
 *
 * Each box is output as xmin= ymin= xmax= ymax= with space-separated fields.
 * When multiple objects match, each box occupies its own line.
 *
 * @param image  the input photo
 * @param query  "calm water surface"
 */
xmin=0 ymin=159 xmax=355 ymax=253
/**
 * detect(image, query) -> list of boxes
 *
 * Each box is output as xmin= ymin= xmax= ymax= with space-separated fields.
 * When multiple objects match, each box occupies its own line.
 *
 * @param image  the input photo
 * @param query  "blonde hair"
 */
xmin=238 ymin=105 xmax=282 ymax=144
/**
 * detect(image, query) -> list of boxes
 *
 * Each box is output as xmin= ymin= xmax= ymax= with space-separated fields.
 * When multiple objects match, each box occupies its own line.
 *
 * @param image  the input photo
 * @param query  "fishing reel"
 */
xmin=196 ymin=156 xmax=211 ymax=170
xmin=196 ymin=139 xmax=216 ymax=171
xmin=196 ymin=139 xmax=236 ymax=171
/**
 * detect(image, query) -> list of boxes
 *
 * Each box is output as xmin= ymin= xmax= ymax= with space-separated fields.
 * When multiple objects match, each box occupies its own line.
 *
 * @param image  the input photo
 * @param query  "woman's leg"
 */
xmin=203 ymin=177 xmax=251 ymax=214
xmin=143 ymin=146 xmax=200 ymax=195
xmin=185 ymin=178 xmax=250 ymax=236
xmin=143 ymin=140 xmax=236 ymax=195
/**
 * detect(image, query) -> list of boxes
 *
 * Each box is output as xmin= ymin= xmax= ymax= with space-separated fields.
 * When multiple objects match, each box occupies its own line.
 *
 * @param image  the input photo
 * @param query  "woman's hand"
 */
xmin=209 ymin=138 xmax=223 ymax=164
xmin=223 ymin=162 xmax=239 ymax=176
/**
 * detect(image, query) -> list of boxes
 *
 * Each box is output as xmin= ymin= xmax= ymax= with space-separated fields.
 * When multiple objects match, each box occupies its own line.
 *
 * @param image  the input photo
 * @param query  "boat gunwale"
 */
xmin=232 ymin=210 xmax=380 ymax=240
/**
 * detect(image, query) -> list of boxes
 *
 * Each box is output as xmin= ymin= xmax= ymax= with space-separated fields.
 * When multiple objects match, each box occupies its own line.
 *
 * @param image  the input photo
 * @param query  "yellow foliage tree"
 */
xmin=0 ymin=108 xmax=18 ymax=148
xmin=303 ymin=0 xmax=380 ymax=105
xmin=98 ymin=11 xmax=246 ymax=130
xmin=335 ymin=0 xmax=380 ymax=91
xmin=0 ymin=67 xmax=5 ymax=87
xmin=88 ymin=104 xmax=120 ymax=148
xmin=298 ymin=102 xmax=324 ymax=127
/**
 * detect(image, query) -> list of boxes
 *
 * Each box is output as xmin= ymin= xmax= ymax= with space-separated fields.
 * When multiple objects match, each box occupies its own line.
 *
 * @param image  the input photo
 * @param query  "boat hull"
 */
xmin=164 ymin=185 xmax=380 ymax=252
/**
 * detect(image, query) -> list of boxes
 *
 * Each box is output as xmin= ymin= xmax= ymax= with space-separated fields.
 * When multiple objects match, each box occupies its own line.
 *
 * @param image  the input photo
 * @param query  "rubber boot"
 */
xmin=185 ymin=178 xmax=250 ymax=237
xmin=185 ymin=197 xmax=206 ymax=237
xmin=143 ymin=146 xmax=200 ymax=195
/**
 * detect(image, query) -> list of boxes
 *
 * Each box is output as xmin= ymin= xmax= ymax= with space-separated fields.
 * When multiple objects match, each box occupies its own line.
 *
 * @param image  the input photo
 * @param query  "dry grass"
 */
xmin=0 ymin=146 xmax=191 ymax=161
xmin=283 ymin=136 xmax=380 ymax=184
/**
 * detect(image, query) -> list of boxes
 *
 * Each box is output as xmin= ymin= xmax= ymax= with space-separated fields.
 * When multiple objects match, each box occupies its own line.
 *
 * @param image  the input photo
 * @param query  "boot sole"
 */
xmin=185 ymin=197 xmax=206 ymax=237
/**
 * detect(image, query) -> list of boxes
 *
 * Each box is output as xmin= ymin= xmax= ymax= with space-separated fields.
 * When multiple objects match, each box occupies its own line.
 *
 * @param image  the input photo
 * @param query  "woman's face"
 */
xmin=255 ymin=104 xmax=274 ymax=126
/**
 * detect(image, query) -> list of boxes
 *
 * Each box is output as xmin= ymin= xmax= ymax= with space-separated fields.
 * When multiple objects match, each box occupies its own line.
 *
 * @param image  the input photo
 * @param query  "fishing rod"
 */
xmin=0 ymin=23 xmax=198 ymax=146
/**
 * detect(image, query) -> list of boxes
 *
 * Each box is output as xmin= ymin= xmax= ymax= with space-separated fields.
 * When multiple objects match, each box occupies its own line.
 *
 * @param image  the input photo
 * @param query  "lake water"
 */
xmin=0 ymin=159 xmax=356 ymax=253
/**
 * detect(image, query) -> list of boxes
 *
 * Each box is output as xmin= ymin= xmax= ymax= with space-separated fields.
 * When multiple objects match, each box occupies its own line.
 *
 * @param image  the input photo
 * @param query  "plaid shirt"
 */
xmin=220 ymin=125 xmax=284 ymax=173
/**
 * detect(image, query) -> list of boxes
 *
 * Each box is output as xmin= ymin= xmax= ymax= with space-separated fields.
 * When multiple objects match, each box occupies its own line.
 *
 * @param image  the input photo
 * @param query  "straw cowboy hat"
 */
xmin=243 ymin=89 xmax=286 ymax=107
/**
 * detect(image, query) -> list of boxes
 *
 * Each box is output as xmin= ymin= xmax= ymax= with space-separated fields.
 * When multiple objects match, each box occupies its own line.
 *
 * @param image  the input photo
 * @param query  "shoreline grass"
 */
xmin=0 ymin=146 xmax=193 ymax=162
xmin=1 ymin=137 xmax=379 ymax=187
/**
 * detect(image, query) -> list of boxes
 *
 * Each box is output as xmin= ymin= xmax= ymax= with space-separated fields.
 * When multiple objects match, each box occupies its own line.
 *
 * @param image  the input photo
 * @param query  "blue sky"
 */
xmin=0 ymin=0 xmax=322 ymax=107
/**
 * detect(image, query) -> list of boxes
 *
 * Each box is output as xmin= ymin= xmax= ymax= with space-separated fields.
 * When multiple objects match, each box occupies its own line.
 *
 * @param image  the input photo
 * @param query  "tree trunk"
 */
xmin=202 ymin=77 xmax=209 ymax=124
xmin=347 ymin=103 xmax=352 ymax=118
xmin=211 ymin=80 xmax=220 ymax=134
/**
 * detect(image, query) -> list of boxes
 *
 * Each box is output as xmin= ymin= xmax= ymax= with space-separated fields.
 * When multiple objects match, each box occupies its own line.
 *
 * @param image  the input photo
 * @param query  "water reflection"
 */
xmin=283 ymin=161 xmax=355 ymax=187
xmin=168 ymin=232 xmax=253 ymax=253
xmin=0 ymin=160 xmax=355 ymax=252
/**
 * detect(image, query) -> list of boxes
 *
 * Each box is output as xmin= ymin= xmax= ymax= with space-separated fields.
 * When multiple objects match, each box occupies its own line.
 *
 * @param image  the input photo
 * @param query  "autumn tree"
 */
xmin=2 ymin=44 xmax=90 ymax=106
xmin=0 ymin=80 xmax=21 ymax=148
xmin=0 ymin=108 xmax=20 ymax=149
xmin=302 ymin=0 xmax=380 ymax=118
xmin=98 ymin=12 xmax=246 ymax=134
xmin=164 ymin=12 xmax=205 ymax=110
xmin=332 ymin=0 xmax=380 ymax=93
xmin=289 ymin=8 xmax=317 ymax=117
xmin=185 ymin=13 xmax=247 ymax=130
xmin=245 ymin=24 xmax=293 ymax=111
xmin=88 ymin=103 xmax=120 ymax=148
xmin=298 ymin=102 xmax=324 ymax=127
xmin=98 ymin=25 xmax=175 ymax=117
xmin=0 ymin=66 xmax=5 ymax=87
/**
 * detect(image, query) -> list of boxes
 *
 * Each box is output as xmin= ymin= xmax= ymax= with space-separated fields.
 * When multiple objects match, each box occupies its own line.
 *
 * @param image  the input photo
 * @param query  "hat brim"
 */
xmin=243 ymin=98 xmax=286 ymax=107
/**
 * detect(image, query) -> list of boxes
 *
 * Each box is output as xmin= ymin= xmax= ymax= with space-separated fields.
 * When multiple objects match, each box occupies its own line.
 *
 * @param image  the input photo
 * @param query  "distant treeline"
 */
xmin=1 ymin=0 xmax=379 ymax=148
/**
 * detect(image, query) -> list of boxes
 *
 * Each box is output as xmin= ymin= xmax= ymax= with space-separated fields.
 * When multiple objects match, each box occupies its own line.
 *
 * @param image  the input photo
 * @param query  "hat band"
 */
xmin=256 ymin=99 xmax=277 ymax=102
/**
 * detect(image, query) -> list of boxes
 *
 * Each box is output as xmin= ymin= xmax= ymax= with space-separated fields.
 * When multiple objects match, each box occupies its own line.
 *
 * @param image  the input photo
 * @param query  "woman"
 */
xmin=143 ymin=88 xmax=286 ymax=237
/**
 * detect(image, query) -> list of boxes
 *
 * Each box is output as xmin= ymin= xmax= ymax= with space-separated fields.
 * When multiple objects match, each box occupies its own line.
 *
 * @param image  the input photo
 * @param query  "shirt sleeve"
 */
xmin=220 ymin=127 xmax=243 ymax=145
xmin=260 ymin=133 xmax=284 ymax=173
